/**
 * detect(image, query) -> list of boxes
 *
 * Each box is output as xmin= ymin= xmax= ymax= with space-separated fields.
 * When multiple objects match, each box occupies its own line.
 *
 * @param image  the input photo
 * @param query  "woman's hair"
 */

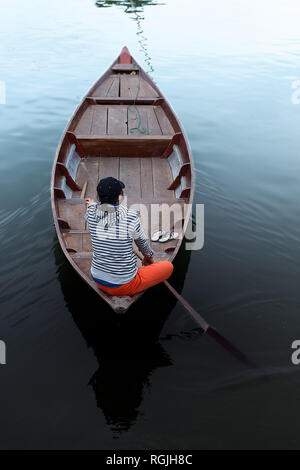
xmin=96 ymin=177 xmax=124 ymax=205
xmin=98 ymin=194 xmax=119 ymax=205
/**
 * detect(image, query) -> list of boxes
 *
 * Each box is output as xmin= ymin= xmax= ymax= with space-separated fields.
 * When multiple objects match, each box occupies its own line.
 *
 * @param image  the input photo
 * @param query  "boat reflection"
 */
xmin=95 ymin=0 xmax=165 ymax=75
xmin=89 ymin=343 xmax=172 ymax=435
xmin=95 ymin=0 xmax=164 ymax=13
xmin=54 ymin=238 xmax=190 ymax=436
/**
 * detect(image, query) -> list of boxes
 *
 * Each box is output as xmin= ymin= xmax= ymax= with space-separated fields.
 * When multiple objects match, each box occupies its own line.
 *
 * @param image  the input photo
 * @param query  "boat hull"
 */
xmin=51 ymin=47 xmax=194 ymax=312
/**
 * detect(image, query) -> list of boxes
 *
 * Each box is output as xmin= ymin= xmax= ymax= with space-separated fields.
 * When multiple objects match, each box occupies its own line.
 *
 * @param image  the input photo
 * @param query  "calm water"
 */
xmin=1 ymin=0 xmax=300 ymax=450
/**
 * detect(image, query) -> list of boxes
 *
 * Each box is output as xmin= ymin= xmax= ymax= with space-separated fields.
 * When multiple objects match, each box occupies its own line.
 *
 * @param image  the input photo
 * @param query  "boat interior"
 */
xmin=53 ymin=63 xmax=192 ymax=284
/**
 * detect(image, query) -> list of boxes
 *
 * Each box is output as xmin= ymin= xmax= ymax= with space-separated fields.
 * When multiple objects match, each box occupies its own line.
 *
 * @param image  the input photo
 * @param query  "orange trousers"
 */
xmin=96 ymin=261 xmax=173 ymax=296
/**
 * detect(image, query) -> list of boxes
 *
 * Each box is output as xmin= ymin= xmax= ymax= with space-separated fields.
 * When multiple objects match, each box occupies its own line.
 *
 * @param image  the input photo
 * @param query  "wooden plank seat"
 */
xmin=175 ymin=174 xmax=191 ymax=199
xmin=56 ymin=163 xmax=81 ymax=192
xmin=163 ymin=141 xmax=192 ymax=199
xmin=111 ymin=64 xmax=139 ymax=72
xmin=167 ymin=144 xmax=190 ymax=190
xmin=75 ymin=135 xmax=173 ymax=158
xmin=158 ymin=133 xmax=191 ymax=199
xmin=86 ymin=97 xmax=163 ymax=105
xmin=54 ymin=144 xmax=82 ymax=199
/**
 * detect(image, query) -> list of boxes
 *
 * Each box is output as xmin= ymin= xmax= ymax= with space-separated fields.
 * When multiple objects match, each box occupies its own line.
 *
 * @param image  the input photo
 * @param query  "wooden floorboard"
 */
xmin=64 ymin=152 xmax=177 ymax=259
xmin=125 ymin=76 xmax=159 ymax=98
xmin=107 ymin=76 xmax=120 ymax=97
xmin=107 ymin=106 xmax=128 ymax=134
xmin=120 ymin=74 xmax=131 ymax=98
xmin=72 ymin=155 xmax=174 ymax=204
xmin=58 ymin=199 xmax=86 ymax=230
xmin=151 ymin=239 xmax=178 ymax=254
xmin=154 ymin=107 xmax=174 ymax=134
xmin=91 ymin=106 xmax=107 ymax=134
xmin=75 ymin=104 xmax=173 ymax=138
xmin=126 ymin=105 xmax=162 ymax=136
xmin=139 ymin=79 xmax=159 ymax=98
xmin=127 ymin=106 xmax=148 ymax=135
xmin=146 ymin=107 xmax=162 ymax=135
xmin=140 ymin=158 xmax=154 ymax=199
xmin=62 ymin=232 xmax=83 ymax=252
xmin=73 ymin=258 xmax=92 ymax=279
xmin=119 ymin=157 xmax=141 ymax=199
xmin=82 ymin=233 xmax=92 ymax=252
xmin=127 ymin=201 xmax=183 ymax=250
xmin=92 ymin=76 xmax=114 ymax=97
xmin=127 ymin=75 xmax=139 ymax=99
xmin=152 ymin=158 xmax=174 ymax=199
xmin=99 ymin=156 xmax=120 ymax=179
xmin=73 ymin=157 xmax=99 ymax=200
xmin=94 ymin=74 xmax=158 ymax=99
xmin=75 ymin=107 xmax=94 ymax=134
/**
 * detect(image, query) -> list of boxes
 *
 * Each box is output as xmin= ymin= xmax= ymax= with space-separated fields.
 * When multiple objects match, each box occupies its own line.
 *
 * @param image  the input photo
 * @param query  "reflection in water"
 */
xmin=95 ymin=0 xmax=164 ymax=12
xmin=95 ymin=0 xmax=165 ymax=75
xmin=54 ymin=239 xmax=191 ymax=436
xmin=89 ymin=343 xmax=172 ymax=435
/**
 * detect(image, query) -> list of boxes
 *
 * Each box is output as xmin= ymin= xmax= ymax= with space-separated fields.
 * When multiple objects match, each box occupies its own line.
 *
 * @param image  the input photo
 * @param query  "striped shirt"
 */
xmin=85 ymin=202 xmax=154 ymax=285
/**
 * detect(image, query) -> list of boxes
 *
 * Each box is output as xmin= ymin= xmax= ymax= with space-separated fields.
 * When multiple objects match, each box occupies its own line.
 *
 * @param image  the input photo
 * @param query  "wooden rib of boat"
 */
xmin=51 ymin=46 xmax=194 ymax=313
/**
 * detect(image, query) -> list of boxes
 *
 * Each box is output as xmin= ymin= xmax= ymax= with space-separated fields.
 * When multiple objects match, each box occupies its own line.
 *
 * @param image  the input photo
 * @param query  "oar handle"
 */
xmin=81 ymin=180 xmax=88 ymax=199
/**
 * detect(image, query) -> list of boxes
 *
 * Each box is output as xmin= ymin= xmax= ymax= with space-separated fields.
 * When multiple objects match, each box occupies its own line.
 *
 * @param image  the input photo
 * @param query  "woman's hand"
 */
xmin=142 ymin=257 xmax=154 ymax=266
xmin=85 ymin=198 xmax=94 ymax=206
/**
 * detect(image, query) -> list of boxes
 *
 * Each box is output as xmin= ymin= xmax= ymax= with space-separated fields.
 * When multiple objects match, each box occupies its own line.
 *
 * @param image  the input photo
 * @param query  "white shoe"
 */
xmin=151 ymin=230 xmax=166 ymax=242
xmin=158 ymin=231 xmax=179 ymax=243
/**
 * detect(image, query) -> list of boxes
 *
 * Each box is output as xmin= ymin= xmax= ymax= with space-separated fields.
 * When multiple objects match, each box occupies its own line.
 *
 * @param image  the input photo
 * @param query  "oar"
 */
xmin=135 ymin=250 xmax=258 ymax=369
xmin=164 ymin=280 xmax=259 ymax=369
xmin=81 ymin=180 xmax=88 ymax=199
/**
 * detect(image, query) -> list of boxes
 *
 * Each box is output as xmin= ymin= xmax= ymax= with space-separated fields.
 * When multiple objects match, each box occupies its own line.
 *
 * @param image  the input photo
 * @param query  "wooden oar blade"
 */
xmin=163 ymin=280 xmax=259 ymax=369
xmin=207 ymin=326 xmax=259 ymax=370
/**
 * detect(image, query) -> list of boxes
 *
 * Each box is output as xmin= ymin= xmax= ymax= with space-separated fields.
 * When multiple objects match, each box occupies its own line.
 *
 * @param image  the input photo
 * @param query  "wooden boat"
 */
xmin=51 ymin=46 xmax=194 ymax=313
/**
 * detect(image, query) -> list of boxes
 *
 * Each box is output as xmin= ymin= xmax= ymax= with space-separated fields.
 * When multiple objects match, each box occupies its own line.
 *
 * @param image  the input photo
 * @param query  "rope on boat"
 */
xmin=127 ymin=60 xmax=148 ymax=135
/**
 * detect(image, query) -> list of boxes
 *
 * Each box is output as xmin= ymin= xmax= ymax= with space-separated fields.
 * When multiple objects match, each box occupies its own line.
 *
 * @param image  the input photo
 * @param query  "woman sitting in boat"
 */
xmin=85 ymin=176 xmax=173 ymax=296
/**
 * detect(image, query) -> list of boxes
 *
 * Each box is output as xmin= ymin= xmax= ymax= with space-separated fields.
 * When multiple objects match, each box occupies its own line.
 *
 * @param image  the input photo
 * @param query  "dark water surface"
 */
xmin=1 ymin=0 xmax=300 ymax=449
